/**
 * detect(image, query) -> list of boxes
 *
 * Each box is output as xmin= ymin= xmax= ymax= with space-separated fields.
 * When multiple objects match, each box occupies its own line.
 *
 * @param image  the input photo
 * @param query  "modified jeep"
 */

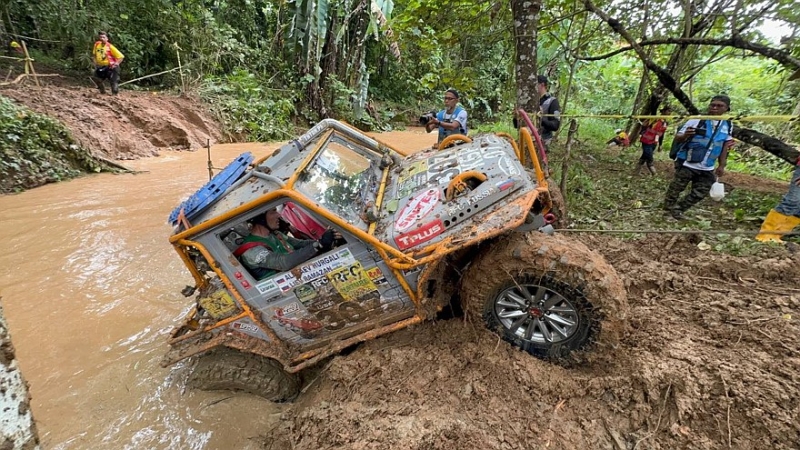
xmin=162 ymin=116 xmax=627 ymax=401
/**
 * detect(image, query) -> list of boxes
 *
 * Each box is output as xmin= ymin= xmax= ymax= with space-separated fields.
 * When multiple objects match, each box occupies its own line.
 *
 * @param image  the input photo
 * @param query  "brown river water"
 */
xmin=0 ymin=131 xmax=434 ymax=449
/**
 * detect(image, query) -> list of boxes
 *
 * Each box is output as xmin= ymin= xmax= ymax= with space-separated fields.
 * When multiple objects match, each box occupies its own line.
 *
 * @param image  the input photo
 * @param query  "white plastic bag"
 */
xmin=710 ymin=181 xmax=725 ymax=201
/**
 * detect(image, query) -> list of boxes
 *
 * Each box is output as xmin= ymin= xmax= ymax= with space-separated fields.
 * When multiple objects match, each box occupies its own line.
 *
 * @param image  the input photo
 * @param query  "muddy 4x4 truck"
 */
xmin=162 ymin=118 xmax=627 ymax=401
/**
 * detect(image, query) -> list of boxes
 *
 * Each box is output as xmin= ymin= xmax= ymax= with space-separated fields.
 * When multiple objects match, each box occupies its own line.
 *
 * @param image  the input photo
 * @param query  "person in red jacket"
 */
xmin=91 ymin=31 xmax=124 ymax=95
xmin=635 ymin=105 xmax=671 ymax=175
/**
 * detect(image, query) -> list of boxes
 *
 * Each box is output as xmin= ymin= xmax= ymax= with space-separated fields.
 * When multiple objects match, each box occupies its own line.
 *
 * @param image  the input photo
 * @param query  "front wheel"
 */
xmin=461 ymin=233 xmax=627 ymax=361
xmin=187 ymin=347 xmax=300 ymax=402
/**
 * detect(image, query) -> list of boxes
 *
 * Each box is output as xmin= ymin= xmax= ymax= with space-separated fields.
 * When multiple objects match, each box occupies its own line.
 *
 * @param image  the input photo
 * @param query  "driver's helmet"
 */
xmin=221 ymin=230 xmax=245 ymax=251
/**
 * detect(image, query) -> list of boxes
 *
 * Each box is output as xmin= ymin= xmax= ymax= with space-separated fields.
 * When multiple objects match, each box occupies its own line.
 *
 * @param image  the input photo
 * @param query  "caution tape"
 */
xmin=536 ymin=113 xmax=800 ymax=123
xmin=555 ymin=228 xmax=798 ymax=237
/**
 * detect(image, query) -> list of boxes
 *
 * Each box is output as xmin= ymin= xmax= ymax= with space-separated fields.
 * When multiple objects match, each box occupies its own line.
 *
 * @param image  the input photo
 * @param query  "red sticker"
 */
xmin=394 ymin=188 xmax=440 ymax=232
xmin=395 ymin=219 xmax=445 ymax=250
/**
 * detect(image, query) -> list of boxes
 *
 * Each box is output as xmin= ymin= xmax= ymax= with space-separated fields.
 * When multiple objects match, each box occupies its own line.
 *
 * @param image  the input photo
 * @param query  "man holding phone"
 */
xmin=663 ymin=95 xmax=735 ymax=220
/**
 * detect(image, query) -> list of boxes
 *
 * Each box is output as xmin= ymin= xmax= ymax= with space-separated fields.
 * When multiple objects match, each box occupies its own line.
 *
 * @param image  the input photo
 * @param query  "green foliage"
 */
xmin=560 ymin=121 xmax=792 ymax=255
xmin=0 ymin=96 xmax=106 ymax=193
xmin=199 ymin=70 xmax=296 ymax=141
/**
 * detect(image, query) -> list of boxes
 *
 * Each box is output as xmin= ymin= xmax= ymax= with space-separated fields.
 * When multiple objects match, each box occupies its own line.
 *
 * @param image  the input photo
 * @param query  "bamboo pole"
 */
xmin=118 ymin=65 xmax=186 ymax=87
xmin=20 ymin=41 xmax=40 ymax=87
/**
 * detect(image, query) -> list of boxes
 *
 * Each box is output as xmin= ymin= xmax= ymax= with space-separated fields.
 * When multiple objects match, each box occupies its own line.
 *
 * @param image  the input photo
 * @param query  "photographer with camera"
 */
xmin=421 ymin=88 xmax=468 ymax=148
xmin=663 ymin=95 xmax=735 ymax=220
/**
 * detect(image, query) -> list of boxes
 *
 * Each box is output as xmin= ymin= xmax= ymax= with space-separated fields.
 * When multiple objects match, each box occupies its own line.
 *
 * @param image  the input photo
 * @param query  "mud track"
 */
xmin=270 ymin=233 xmax=799 ymax=450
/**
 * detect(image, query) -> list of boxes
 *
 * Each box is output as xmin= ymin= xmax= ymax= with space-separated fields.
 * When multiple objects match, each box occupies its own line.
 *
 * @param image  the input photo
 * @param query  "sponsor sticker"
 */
xmin=232 ymin=321 xmax=260 ymax=334
xmin=366 ymin=266 xmax=388 ymax=285
xmin=327 ymin=262 xmax=379 ymax=302
xmin=395 ymin=188 xmax=441 ymax=232
xmin=395 ymin=219 xmax=445 ymax=250
xmin=294 ymin=284 xmax=318 ymax=304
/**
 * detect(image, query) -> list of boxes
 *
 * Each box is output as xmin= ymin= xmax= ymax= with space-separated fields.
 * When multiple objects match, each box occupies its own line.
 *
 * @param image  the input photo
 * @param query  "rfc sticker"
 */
xmin=394 ymin=188 xmax=440 ymax=232
xmin=394 ymin=219 xmax=445 ymax=250
xmin=327 ymin=262 xmax=378 ymax=302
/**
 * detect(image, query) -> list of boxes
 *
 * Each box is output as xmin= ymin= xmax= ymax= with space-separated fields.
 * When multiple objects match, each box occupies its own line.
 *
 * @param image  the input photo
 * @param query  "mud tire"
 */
xmin=461 ymin=232 xmax=627 ymax=362
xmin=187 ymin=347 xmax=300 ymax=402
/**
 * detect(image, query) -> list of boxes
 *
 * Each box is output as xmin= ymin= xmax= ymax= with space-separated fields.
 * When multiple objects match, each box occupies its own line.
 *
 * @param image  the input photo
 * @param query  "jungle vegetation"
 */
xmin=2 ymin=0 xmax=799 ymax=168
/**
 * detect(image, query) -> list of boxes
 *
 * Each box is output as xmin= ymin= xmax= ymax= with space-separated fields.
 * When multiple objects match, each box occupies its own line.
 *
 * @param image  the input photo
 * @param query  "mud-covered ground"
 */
xmin=1 ymin=69 xmax=220 ymax=160
xmin=270 ymin=234 xmax=799 ymax=450
xmin=2 ymin=73 xmax=798 ymax=450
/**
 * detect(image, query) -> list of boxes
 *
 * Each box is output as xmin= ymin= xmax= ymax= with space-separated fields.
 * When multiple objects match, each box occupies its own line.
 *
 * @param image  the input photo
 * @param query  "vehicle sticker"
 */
xmin=272 ymin=247 xmax=357 ymax=292
xmin=467 ymin=187 xmax=495 ymax=205
xmin=272 ymin=303 xmax=325 ymax=335
xmin=398 ymin=171 xmax=429 ymax=199
xmin=366 ymin=266 xmax=388 ymax=285
xmin=427 ymin=155 xmax=461 ymax=185
xmin=457 ymin=147 xmax=484 ymax=172
xmin=496 ymin=179 xmax=515 ymax=191
xmin=232 ymin=321 xmax=260 ymax=334
xmin=398 ymin=160 xmax=428 ymax=186
xmin=327 ymin=262 xmax=379 ymax=302
xmin=395 ymin=219 xmax=445 ymax=250
xmin=198 ymin=289 xmax=237 ymax=319
xmin=294 ymin=284 xmax=318 ymax=304
xmin=394 ymin=188 xmax=440 ymax=232
xmin=497 ymin=155 xmax=521 ymax=177
xmin=256 ymin=278 xmax=281 ymax=296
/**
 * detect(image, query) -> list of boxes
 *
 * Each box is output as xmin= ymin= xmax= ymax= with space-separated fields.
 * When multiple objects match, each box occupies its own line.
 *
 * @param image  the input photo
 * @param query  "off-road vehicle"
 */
xmin=162 ymin=117 xmax=627 ymax=401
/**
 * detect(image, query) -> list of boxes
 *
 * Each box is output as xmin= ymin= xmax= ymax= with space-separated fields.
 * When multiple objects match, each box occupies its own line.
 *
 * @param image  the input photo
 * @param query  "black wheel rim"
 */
xmin=492 ymin=282 xmax=580 ymax=344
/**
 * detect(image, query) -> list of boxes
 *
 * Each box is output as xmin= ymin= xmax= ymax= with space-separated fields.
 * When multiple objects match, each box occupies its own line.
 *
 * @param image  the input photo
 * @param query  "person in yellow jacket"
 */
xmin=756 ymin=157 xmax=800 ymax=242
xmin=91 ymin=31 xmax=124 ymax=95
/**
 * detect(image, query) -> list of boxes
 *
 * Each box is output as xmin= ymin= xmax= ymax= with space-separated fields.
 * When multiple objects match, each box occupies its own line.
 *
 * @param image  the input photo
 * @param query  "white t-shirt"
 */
xmin=678 ymin=119 xmax=734 ymax=171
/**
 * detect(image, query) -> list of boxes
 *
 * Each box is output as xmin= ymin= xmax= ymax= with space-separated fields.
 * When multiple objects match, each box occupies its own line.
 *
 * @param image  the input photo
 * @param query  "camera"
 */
xmin=694 ymin=125 xmax=707 ymax=135
xmin=419 ymin=111 xmax=436 ymax=125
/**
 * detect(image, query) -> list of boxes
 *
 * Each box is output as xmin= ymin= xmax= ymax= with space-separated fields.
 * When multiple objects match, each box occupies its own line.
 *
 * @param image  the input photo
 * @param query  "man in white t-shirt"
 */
xmin=663 ymin=95 xmax=735 ymax=220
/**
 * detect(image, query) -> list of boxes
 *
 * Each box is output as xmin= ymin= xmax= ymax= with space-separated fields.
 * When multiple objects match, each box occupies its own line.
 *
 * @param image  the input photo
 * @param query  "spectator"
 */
xmin=663 ymin=95 xmax=735 ymax=220
xmin=636 ymin=105 xmax=671 ymax=175
xmin=537 ymin=75 xmax=561 ymax=151
xmin=606 ymin=129 xmax=630 ymax=147
xmin=428 ymin=88 xmax=468 ymax=147
xmin=91 ymin=31 xmax=124 ymax=95
xmin=756 ymin=157 xmax=800 ymax=242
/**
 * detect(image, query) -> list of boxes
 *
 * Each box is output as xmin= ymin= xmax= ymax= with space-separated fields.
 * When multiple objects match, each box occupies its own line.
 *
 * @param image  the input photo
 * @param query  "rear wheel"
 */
xmin=461 ymin=232 xmax=627 ymax=361
xmin=187 ymin=347 xmax=299 ymax=402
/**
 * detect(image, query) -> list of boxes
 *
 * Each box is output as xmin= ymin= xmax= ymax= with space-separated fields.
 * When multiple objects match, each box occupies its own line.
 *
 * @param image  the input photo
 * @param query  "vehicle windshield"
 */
xmin=295 ymin=134 xmax=376 ymax=227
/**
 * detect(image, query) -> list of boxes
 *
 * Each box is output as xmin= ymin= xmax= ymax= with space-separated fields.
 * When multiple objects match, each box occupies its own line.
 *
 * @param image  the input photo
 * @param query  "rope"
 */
xmin=535 ymin=113 xmax=800 ymax=123
xmin=555 ymin=228 xmax=799 ymax=236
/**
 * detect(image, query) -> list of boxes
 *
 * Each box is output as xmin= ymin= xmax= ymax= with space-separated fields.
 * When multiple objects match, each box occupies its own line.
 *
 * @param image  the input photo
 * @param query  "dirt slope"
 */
xmin=1 ymin=80 xmax=221 ymax=160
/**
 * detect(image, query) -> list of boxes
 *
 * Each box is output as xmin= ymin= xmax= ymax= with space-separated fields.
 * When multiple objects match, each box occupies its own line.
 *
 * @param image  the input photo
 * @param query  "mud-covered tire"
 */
xmin=187 ymin=347 xmax=300 ymax=402
xmin=461 ymin=232 xmax=627 ymax=361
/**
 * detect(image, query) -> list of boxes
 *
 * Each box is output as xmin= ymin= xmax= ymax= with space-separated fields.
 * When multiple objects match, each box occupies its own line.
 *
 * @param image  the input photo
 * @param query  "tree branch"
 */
xmin=582 ymin=0 xmax=800 ymax=165
xmin=578 ymin=37 xmax=800 ymax=69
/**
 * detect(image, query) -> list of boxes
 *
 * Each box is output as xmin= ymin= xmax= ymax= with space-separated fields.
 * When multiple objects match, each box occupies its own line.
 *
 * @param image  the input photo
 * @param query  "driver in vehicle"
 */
xmin=233 ymin=208 xmax=341 ymax=280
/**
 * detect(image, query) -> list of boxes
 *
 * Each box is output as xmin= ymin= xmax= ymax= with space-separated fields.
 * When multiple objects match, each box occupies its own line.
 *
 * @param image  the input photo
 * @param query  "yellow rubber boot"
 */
xmin=756 ymin=210 xmax=797 ymax=242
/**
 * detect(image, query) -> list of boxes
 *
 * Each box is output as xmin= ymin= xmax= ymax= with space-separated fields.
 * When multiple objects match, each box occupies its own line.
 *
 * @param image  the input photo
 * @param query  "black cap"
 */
xmin=537 ymin=75 xmax=549 ymax=85
xmin=711 ymin=94 xmax=731 ymax=110
xmin=446 ymin=88 xmax=460 ymax=99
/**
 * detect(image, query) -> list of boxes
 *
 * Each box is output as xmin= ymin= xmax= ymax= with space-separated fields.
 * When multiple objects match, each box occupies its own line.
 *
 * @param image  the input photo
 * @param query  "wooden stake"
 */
xmin=20 ymin=41 xmax=40 ymax=87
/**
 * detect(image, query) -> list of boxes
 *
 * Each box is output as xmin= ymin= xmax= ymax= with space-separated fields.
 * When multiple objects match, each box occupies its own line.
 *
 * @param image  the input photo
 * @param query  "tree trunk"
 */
xmin=512 ymin=0 xmax=542 ymax=115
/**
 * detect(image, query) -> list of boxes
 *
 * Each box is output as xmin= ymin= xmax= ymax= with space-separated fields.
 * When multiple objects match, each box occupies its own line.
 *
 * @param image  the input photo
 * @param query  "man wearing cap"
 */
xmin=233 ymin=208 xmax=340 ymax=280
xmin=663 ymin=95 xmax=735 ymax=220
xmin=428 ymin=88 xmax=468 ymax=147
xmin=537 ymin=75 xmax=561 ymax=151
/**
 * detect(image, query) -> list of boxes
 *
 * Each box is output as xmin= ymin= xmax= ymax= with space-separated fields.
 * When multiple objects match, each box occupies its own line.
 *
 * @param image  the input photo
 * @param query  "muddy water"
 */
xmin=0 ymin=129 xmax=434 ymax=449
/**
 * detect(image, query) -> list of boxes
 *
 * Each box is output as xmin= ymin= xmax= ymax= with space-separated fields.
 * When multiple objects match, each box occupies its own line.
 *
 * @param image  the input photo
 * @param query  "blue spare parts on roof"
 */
xmin=168 ymin=152 xmax=254 ymax=225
